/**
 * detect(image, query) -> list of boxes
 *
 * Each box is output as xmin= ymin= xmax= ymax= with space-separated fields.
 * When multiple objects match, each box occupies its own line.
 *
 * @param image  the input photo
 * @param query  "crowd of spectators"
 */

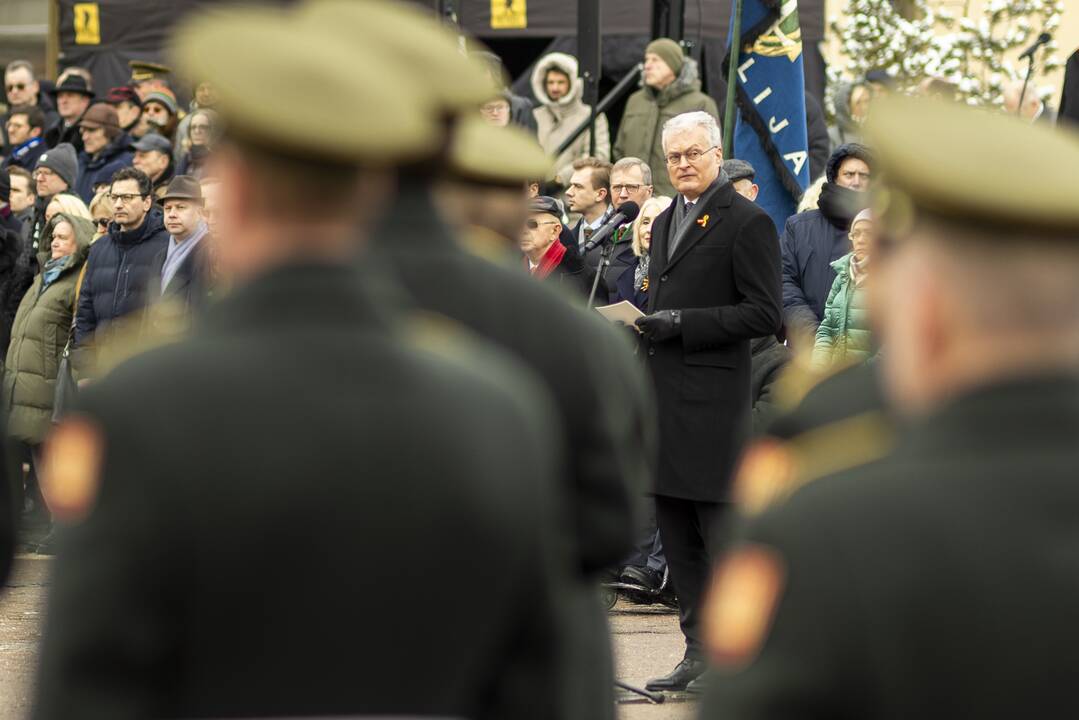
xmin=0 ymin=60 xmax=214 ymax=550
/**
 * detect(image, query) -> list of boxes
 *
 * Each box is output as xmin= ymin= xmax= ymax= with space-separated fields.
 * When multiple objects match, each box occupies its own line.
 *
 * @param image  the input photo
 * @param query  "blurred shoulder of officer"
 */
xmin=298 ymin=0 xmax=655 ymax=605
xmin=701 ymin=95 xmax=1079 ymax=718
xmin=289 ymin=6 xmax=655 ymax=716
xmin=32 ymin=6 xmax=578 ymax=720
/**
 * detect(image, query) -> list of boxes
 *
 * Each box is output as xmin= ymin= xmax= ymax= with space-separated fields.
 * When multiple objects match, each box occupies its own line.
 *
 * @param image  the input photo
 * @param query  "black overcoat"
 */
xmin=643 ymin=179 xmax=782 ymax=501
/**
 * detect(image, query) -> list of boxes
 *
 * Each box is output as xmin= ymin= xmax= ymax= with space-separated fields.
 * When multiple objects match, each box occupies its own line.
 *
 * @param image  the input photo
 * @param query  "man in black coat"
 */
xmin=634 ymin=110 xmax=782 ymax=691
xmin=702 ymin=94 xmax=1079 ymax=719
xmin=33 ymin=7 xmax=578 ymax=719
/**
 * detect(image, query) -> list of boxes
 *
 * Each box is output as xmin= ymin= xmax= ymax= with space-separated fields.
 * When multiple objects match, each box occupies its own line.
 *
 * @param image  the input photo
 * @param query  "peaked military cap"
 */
xmin=448 ymin=117 xmax=550 ymax=186
xmin=129 ymin=60 xmax=171 ymax=83
xmin=865 ymin=95 xmax=1079 ymax=238
xmin=167 ymin=5 xmax=438 ymax=164
xmin=297 ymin=0 xmax=497 ymax=114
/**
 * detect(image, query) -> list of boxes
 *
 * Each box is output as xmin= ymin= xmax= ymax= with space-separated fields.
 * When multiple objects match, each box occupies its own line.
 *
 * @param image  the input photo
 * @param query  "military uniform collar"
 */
xmin=203 ymin=260 xmax=397 ymax=334
xmin=902 ymin=371 xmax=1079 ymax=457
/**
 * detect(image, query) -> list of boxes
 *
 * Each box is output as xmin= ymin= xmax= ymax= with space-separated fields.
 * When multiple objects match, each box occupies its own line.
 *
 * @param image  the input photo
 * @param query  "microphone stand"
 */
xmin=587 ymin=237 xmax=616 ymax=310
xmin=1018 ymin=54 xmax=1036 ymax=119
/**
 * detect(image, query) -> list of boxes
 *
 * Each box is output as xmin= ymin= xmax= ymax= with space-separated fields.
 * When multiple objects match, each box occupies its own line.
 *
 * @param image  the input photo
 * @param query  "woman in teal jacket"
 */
xmin=812 ymin=209 xmax=875 ymax=369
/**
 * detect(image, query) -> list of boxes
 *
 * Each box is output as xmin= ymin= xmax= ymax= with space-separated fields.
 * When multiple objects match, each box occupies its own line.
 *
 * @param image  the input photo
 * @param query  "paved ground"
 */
xmin=0 ymin=557 xmax=696 ymax=719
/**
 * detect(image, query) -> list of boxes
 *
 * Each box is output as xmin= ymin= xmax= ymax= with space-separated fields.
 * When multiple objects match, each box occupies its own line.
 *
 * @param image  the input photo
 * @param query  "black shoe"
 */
xmin=644 ymin=658 xmax=705 ymax=691
xmin=619 ymin=565 xmax=663 ymax=592
xmin=685 ymin=672 xmax=711 ymax=694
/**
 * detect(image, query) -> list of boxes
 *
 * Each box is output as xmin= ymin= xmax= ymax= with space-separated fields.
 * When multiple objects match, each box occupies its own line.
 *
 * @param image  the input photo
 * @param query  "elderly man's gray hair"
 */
xmin=611 ymin=156 xmax=653 ymax=186
xmin=662 ymin=111 xmax=722 ymax=152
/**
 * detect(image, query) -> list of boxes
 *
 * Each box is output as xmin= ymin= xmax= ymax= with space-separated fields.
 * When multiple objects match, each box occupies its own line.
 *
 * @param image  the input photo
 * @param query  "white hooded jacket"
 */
xmin=530 ymin=52 xmax=611 ymax=182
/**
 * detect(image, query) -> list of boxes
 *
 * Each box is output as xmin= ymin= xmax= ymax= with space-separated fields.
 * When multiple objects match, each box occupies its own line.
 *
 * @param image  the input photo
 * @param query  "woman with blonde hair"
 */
xmin=612 ymin=195 xmax=671 ymax=310
xmin=44 ymin=192 xmax=92 ymax=226
xmin=88 ymin=189 xmax=115 ymax=240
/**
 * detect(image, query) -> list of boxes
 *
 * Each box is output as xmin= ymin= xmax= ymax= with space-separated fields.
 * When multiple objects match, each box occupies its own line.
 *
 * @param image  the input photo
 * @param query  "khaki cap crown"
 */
xmin=298 ymin=0 xmax=497 ymax=113
xmin=168 ymin=5 xmax=438 ymax=164
xmin=449 ymin=117 xmax=550 ymax=186
xmin=865 ymin=95 xmax=1079 ymax=238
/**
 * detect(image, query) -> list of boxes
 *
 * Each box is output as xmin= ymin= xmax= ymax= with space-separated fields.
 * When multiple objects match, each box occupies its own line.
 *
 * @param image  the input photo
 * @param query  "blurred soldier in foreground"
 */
xmin=289 ymin=5 xmax=655 ymax=717
xmin=702 ymin=96 xmax=1079 ymax=717
xmin=32 ymin=6 xmax=578 ymax=719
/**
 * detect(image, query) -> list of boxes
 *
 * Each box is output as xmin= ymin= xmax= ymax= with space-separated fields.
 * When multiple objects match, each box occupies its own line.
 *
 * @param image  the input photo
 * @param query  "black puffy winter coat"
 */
xmin=74 ymin=207 xmax=169 ymax=347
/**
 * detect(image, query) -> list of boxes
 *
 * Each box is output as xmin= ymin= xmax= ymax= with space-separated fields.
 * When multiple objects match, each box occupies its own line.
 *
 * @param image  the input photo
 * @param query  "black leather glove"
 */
xmin=635 ymin=309 xmax=682 ymax=341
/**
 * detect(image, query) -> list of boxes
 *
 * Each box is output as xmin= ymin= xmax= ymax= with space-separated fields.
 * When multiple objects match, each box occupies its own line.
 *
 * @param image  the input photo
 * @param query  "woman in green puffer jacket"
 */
xmin=4 ymin=212 xmax=93 ymax=446
xmin=812 ymin=209 xmax=875 ymax=369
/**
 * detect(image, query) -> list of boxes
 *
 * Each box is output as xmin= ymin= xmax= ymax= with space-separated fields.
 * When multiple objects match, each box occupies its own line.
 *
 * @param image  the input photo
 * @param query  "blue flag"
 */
xmin=725 ymin=0 xmax=811 ymax=231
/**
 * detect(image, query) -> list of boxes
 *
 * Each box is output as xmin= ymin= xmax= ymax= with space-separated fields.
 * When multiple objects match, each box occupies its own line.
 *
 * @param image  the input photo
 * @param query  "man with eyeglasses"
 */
xmin=521 ymin=195 xmax=587 ymax=295
xmin=74 ymin=166 xmax=169 ymax=358
xmin=634 ymin=110 xmax=782 ymax=693
xmin=595 ymin=156 xmax=656 ymax=301
xmin=27 ymin=144 xmax=78 ymax=270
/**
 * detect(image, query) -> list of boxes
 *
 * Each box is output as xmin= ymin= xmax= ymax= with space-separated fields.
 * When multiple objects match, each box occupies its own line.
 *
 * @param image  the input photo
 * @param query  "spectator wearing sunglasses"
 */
xmin=521 ymin=195 xmax=588 ymax=296
xmin=2 ymin=60 xmax=59 ymax=156
xmin=88 ymin=189 xmax=114 ymax=241
xmin=74 ymin=166 xmax=168 ymax=359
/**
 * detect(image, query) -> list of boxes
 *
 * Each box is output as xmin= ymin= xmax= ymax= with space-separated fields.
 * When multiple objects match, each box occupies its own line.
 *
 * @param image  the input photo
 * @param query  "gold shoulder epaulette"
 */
xmin=735 ymin=410 xmax=895 ymax=516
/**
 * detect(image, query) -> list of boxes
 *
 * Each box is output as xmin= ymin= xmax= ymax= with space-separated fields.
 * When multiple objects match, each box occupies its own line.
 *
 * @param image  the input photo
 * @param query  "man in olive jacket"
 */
xmin=613 ymin=39 xmax=719 ymax=197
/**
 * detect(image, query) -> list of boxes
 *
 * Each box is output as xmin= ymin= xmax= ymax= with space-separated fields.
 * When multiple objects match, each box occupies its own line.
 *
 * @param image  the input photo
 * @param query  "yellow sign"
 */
xmin=73 ymin=3 xmax=101 ymax=45
xmin=491 ymin=0 xmax=527 ymax=30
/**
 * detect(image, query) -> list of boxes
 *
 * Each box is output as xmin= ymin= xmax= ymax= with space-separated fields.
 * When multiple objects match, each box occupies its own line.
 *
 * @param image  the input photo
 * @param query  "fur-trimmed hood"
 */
xmin=531 ymin=52 xmax=583 ymax=109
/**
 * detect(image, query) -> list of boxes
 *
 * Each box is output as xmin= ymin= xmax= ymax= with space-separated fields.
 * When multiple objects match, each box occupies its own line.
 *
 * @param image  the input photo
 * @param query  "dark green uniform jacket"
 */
xmin=612 ymin=58 xmax=719 ymax=197
xmin=33 ymin=262 xmax=578 ymax=720
xmin=705 ymin=373 xmax=1079 ymax=719
xmin=372 ymin=183 xmax=657 ymax=720
xmin=4 ymin=213 xmax=93 ymax=444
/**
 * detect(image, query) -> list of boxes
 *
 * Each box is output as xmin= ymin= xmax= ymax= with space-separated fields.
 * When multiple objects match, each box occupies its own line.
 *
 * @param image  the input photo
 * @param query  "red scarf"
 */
xmin=530 ymin=240 xmax=566 ymax=279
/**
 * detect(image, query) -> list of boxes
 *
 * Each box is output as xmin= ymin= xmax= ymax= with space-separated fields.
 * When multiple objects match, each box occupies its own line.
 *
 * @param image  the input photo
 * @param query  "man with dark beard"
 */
xmin=780 ymin=143 xmax=872 ymax=345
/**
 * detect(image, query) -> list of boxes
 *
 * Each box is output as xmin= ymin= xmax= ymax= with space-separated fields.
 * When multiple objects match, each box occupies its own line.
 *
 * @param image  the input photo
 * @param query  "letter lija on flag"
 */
xmin=725 ymin=0 xmax=811 ymax=231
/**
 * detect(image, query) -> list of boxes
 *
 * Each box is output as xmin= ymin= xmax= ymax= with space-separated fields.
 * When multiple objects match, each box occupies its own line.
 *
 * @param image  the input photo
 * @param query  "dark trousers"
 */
xmin=623 ymin=496 xmax=666 ymax=573
xmin=655 ymin=495 xmax=727 ymax=660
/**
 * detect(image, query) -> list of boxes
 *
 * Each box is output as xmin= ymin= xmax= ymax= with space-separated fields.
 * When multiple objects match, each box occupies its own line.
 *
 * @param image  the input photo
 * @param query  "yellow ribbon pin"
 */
xmin=697 ymin=214 xmax=710 ymax=228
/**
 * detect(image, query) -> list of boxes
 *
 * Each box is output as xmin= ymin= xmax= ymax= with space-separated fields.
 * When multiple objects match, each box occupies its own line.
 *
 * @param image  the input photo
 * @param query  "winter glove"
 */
xmin=635 ymin=309 xmax=682 ymax=341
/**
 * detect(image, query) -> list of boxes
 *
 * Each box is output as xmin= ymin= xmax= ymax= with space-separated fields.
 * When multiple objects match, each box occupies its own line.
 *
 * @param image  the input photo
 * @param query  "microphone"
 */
xmin=581 ymin=201 xmax=640 ymax=254
xmin=1019 ymin=32 xmax=1051 ymax=60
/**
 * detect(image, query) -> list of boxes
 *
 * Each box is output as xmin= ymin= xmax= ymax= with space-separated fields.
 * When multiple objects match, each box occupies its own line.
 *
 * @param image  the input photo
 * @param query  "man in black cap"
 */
xmin=28 ymin=143 xmax=78 ymax=267
xmin=47 ymin=71 xmax=94 ymax=152
xmin=131 ymin=133 xmax=174 ymax=201
xmin=522 ymin=195 xmax=589 ymax=294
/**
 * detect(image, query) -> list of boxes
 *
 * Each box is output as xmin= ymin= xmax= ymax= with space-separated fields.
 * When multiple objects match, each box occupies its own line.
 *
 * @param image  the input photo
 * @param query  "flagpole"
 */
xmin=723 ymin=0 xmax=744 ymax=159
